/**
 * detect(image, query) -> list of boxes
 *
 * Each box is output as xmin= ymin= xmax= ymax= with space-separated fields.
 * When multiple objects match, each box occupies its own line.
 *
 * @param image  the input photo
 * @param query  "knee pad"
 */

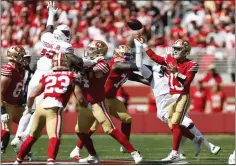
xmin=90 ymin=121 xmax=99 ymax=132
xmin=101 ymin=120 xmax=113 ymax=134
xmin=181 ymin=116 xmax=193 ymax=129
xmin=171 ymin=111 xmax=182 ymax=125
xmin=122 ymin=116 xmax=132 ymax=124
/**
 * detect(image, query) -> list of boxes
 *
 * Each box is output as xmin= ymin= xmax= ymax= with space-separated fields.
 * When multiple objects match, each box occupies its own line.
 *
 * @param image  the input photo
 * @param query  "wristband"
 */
xmin=1 ymin=105 xmax=7 ymax=114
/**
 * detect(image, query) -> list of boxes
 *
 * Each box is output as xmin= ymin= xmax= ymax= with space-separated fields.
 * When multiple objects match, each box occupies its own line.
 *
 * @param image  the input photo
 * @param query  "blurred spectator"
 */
xmin=205 ymin=84 xmax=227 ymax=114
xmin=199 ymin=64 xmax=222 ymax=85
xmin=190 ymin=82 xmax=208 ymax=113
xmin=1 ymin=1 xmax=234 ymax=50
xmin=116 ymin=86 xmax=130 ymax=109
xmin=147 ymin=91 xmax=157 ymax=113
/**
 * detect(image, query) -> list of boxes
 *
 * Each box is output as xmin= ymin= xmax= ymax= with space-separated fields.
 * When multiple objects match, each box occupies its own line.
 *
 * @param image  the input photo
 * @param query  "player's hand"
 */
xmin=135 ymin=36 xmax=146 ymax=45
xmin=47 ymin=1 xmax=58 ymax=16
xmin=134 ymin=39 xmax=142 ymax=46
xmin=169 ymin=64 xmax=178 ymax=74
xmin=1 ymin=105 xmax=9 ymax=123
xmin=93 ymin=56 xmax=104 ymax=63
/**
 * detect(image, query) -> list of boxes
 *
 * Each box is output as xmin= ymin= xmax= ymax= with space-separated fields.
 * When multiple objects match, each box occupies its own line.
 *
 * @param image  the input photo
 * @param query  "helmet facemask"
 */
xmin=84 ymin=40 xmax=108 ymax=60
xmin=172 ymin=39 xmax=191 ymax=59
xmin=113 ymin=45 xmax=133 ymax=62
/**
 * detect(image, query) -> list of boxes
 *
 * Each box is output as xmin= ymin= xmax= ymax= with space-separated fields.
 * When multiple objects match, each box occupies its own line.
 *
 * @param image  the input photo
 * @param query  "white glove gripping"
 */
xmin=1 ymin=105 xmax=9 ymax=123
xmin=46 ymin=1 xmax=58 ymax=26
xmin=1 ymin=113 xmax=9 ymax=123
xmin=82 ymin=56 xmax=105 ymax=67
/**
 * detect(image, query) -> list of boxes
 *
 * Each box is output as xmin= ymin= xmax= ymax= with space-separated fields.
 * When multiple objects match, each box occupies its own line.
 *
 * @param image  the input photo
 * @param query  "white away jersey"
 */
xmin=150 ymin=64 xmax=169 ymax=98
xmin=37 ymin=32 xmax=74 ymax=71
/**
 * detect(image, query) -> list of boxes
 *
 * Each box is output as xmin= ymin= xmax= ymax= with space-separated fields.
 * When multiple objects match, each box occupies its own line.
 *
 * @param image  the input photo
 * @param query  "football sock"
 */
xmin=17 ymin=136 xmax=37 ymax=160
xmin=76 ymin=130 xmax=94 ymax=149
xmin=77 ymin=133 xmax=96 ymax=156
xmin=172 ymin=124 xmax=182 ymax=151
xmin=190 ymin=125 xmax=212 ymax=152
xmin=109 ymin=129 xmax=135 ymax=153
xmin=179 ymin=136 xmax=186 ymax=154
xmin=181 ymin=126 xmax=194 ymax=140
xmin=121 ymin=122 xmax=131 ymax=140
xmin=1 ymin=130 xmax=10 ymax=151
xmin=47 ymin=137 xmax=60 ymax=161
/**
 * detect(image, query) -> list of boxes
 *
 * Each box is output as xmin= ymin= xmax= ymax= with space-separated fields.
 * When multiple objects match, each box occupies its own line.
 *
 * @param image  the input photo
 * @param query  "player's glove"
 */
xmin=1 ymin=105 xmax=9 ymax=123
xmin=47 ymin=1 xmax=58 ymax=16
xmin=134 ymin=36 xmax=148 ymax=49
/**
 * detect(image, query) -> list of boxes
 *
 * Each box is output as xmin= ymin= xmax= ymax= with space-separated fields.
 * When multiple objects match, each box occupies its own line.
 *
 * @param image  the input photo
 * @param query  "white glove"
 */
xmin=134 ymin=39 xmax=142 ymax=46
xmin=134 ymin=37 xmax=148 ymax=49
xmin=1 ymin=113 xmax=9 ymax=123
xmin=47 ymin=1 xmax=58 ymax=16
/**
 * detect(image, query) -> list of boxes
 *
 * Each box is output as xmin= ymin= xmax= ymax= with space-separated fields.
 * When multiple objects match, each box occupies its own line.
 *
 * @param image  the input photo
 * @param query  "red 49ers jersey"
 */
xmin=145 ymin=48 xmax=199 ymax=95
xmin=105 ymin=56 xmax=132 ymax=98
xmin=81 ymin=61 xmax=109 ymax=104
xmin=1 ymin=64 xmax=24 ymax=105
xmin=40 ymin=71 xmax=78 ymax=108
xmin=165 ymin=54 xmax=199 ymax=94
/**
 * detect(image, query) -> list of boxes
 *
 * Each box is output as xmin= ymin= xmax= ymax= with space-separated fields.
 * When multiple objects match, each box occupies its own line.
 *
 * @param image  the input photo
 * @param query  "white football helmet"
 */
xmin=53 ymin=24 xmax=72 ymax=43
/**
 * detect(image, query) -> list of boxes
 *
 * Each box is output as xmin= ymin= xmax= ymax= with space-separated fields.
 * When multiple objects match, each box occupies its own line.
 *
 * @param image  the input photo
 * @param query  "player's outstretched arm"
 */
xmin=112 ymin=62 xmax=138 ymax=73
xmin=134 ymin=37 xmax=166 ymax=66
xmin=27 ymin=83 xmax=44 ymax=110
xmin=128 ymin=72 xmax=150 ymax=86
xmin=46 ymin=1 xmax=58 ymax=33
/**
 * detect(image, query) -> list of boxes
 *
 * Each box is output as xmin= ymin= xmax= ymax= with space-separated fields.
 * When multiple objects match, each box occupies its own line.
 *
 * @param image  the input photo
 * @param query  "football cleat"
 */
xmin=179 ymin=153 xmax=187 ymax=160
xmin=120 ymin=146 xmax=129 ymax=153
xmin=161 ymin=151 xmax=181 ymax=162
xmin=78 ymin=154 xmax=100 ymax=164
xmin=11 ymin=137 xmax=23 ymax=153
xmin=193 ymin=136 xmax=204 ymax=156
xmin=228 ymin=151 xmax=235 ymax=165
xmin=70 ymin=146 xmax=81 ymax=160
xmin=14 ymin=158 xmax=22 ymax=165
xmin=131 ymin=151 xmax=143 ymax=164
xmin=211 ymin=145 xmax=221 ymax=155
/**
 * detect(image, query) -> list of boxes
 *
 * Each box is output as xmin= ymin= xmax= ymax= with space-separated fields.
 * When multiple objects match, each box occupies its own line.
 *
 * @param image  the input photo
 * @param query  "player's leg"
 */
xmin=181 ymin=115 xmax=221 ymax=154
xmin=75 ymin=107 xmax=99 ymax=163
xmin=11 ymin=72 xmax=42 ymax=148
xmin=1 ymin=102 xmax=13 ymax=153
xmin=15 ymin=107 xmax=46 ymax=164
xmin=45 ymin=107 xmax=64 ymax=164
xmin=10 ymin=106 xmax=25 ymax=153
xmin=108 ymin=98 xmax=132 ymax=153
xmin=92 ymin=101 xmax=142 ymax=163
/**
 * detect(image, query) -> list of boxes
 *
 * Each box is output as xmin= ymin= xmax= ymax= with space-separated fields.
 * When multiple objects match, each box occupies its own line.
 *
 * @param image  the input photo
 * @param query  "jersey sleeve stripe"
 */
xmin=99 ymin=63 xmax=109 ymax=72
xmin=94 ymin=65 xmax=107 ymax=73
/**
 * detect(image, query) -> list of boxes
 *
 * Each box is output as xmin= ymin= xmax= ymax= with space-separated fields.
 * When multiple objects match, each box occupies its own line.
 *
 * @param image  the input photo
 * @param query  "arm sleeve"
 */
xmin=145 ymin=49 xmax=167 ymax=66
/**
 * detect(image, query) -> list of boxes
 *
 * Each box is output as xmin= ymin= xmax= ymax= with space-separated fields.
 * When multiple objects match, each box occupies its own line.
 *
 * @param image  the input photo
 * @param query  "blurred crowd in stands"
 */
xmin=1 ymin=0 xmax=235 ymax=49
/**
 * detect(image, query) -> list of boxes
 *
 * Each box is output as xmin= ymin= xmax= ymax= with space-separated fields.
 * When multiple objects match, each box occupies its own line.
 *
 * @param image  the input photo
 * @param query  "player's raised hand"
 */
xmin=47 ymin=1 xmax=58 ymax=16
xmin=135 ymin=35 xmax=146 ymax=45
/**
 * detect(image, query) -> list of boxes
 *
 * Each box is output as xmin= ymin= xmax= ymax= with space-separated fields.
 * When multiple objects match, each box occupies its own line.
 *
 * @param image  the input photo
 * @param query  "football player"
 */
xmin=1 ymin=46 xmax=26 ymax=153
xmin=14 ymin=53 xmax=83 ymax=164
xmin=134 ymin=40 xmax=221 ymax=160
xmin=135 ymin=37 xmax=203 ymax=161
xmin=11 ymin=1 xmax=100 ymax=152
xmin=70 ymin=45 xmax=148 ymax=158
xmin=73 ymin=40 xmax=143 ymax=164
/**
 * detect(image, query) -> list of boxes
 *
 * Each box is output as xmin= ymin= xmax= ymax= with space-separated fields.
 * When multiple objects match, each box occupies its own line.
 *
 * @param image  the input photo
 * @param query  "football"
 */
xmin=127 ymin=19 xmax=143 ymax=30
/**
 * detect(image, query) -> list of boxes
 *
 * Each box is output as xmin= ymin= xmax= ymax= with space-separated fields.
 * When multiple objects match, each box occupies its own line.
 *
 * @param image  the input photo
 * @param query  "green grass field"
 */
xmin=1 ymin=134 xmax=234 ymax=165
